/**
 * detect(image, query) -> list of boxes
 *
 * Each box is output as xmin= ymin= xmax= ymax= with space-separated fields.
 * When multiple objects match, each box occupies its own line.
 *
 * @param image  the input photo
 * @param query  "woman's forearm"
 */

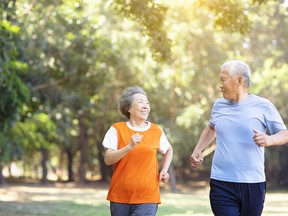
xmin=161 ymin=146 xmax=173 ymax=172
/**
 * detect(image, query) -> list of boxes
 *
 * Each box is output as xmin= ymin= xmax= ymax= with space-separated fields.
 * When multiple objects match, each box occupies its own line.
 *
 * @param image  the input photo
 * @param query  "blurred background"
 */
xmin=1 ymin=0 xmax=288 ymax=191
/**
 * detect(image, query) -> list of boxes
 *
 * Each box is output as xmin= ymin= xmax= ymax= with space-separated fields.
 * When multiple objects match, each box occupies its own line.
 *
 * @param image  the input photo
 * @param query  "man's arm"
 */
xmin=253 ymin=129 xmax=288 ymax=147
xmin=190 ymin=125 xmax=216 ymax=168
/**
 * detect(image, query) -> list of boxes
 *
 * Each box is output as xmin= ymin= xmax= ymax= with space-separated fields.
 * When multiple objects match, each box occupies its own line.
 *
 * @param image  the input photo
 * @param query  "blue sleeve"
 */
xmin=209 ymin=101 xmax=218 ymax=129
xmin=264 ymin=102 xmax=287 ymax=134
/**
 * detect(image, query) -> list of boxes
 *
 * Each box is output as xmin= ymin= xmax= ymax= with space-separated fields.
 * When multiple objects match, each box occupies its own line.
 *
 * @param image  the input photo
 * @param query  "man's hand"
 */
xmin=253 ymin=129 xmax=271 ymax=147
xmin=190 ymin=152 xmax=203 ymax=168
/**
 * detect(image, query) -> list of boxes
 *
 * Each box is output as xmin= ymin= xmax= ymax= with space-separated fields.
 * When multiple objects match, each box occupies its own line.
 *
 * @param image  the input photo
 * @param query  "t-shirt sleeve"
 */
xmin=264 ymin=102 xmax=287 ymax=134
xmin=209 ymin=101 xmax=217 ymax=129
xmin=102 ymin=126 xmax=118 ymax=150
xmin=159 ymin=130 xmax=171 ymax=154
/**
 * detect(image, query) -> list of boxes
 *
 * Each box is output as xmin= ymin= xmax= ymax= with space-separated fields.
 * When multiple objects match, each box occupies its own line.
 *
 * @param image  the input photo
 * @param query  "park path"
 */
xmin=0 ymin=183 xmax=287 ymax=215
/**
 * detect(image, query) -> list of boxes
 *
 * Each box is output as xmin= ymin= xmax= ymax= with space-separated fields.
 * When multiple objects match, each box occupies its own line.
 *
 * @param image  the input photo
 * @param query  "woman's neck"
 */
xmin=129 ymin=119 xmax=147 ymax=128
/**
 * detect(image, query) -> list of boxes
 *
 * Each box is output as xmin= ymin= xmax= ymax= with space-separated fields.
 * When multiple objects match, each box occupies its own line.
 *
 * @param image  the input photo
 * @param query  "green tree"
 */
xmin=4 ymin=0 xmax=287 ymax=188
xmin=112 ymin=0 xmax=171 ymax=61
xmin=11 ymin=113 xmax=58 ymax=184
xmin=0 ymin=0 xmax=29 ymax=184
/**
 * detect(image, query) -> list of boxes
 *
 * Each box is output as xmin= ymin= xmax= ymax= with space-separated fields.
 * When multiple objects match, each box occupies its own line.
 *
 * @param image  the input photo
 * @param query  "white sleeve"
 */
xmin=159 ymin=130 xmax=171 ymax=154
xmin=102 ymin=126 xmax=118 ymax=150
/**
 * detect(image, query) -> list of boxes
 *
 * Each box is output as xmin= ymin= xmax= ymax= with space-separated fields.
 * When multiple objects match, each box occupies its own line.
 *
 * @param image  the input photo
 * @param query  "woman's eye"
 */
xmin=137 ymin=99 xmax=149 ymax=105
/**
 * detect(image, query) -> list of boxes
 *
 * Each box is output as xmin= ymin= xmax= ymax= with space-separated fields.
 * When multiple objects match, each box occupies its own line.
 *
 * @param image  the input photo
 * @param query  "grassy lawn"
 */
xmin=0 ymin=183 xmax=287 ymax=216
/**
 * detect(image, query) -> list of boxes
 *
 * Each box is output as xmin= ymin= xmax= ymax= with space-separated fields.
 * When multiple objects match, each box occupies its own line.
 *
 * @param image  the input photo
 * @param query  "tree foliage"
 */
xmin=0 ymin=0 xmax=29 ymax=184
xmin=0 ymin=0 xmax=288 ymax=187
xmin=112 ymin=0 xmax=171 ymax=61
xmin=0 ymin=2 xmax=29 ymax=131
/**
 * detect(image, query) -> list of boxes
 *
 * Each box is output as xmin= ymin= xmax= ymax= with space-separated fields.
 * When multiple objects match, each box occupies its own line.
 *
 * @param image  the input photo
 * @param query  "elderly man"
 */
xmin=190 ymin=60 xmax=288 ymax=216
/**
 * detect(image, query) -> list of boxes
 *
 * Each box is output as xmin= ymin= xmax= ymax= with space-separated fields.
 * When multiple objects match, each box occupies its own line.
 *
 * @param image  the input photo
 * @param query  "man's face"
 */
xmin=219 ymin=70 xmax=240 ymax=101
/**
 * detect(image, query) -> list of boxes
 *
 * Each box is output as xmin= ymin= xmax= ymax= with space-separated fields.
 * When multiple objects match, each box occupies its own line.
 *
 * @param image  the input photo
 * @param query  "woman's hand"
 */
xmin=104 ymin=133 xmax=144 ymax=165
xmin=159 ymin=170 xmax=170 ymax=183
xmin=129 ymin=133 xmax=143 ymax=149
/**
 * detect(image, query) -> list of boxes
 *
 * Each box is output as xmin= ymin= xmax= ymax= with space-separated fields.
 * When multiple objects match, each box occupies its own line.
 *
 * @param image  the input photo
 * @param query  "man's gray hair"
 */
xmin=118 ymin=86 xmax=148 ymax=119
xmin=221 ymin=60 xmax=251 ymax=88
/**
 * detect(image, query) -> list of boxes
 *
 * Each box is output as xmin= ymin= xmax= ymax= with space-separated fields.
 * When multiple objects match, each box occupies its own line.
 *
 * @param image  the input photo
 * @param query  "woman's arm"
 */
xmin=104 ymin=133 xmax=143 ymax=165
xmin=159 ymin=145 xmax=173 ymax=183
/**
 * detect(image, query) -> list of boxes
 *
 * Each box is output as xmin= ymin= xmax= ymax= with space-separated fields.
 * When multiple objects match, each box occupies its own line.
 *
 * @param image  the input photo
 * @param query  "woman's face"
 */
xmin=129 ymin=93 xmax=150 ymax=121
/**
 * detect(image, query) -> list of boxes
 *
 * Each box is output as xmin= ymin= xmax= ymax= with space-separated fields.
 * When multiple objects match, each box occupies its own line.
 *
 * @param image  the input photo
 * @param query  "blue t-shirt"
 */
xmin=210 ymin=94 xmax=286 ymax=183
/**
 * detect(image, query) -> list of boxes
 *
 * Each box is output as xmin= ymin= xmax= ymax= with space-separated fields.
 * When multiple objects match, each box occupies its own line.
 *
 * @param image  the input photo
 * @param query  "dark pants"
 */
xmin=110 ymin=202 xmax=158 ymax=216
xmin=209 ymin=179 xmax=266 ymax=216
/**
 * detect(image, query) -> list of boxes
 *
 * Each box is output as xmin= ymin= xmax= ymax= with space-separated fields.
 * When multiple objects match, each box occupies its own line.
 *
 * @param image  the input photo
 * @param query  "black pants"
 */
xmin=110 ymin=202 xmax=158 ymax=216
xmin=210 ymin=179 xmax=266 ymax=216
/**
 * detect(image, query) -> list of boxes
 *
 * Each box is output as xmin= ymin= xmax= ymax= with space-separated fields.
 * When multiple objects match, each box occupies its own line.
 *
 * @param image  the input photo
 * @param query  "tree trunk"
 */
xmin=168 ymin=165 xmax=178 ymax=192
xmin=40 ymin=148 xmax=49 ymax=184
xmin=78 ymin=115 xmax=88 ymax=184
xmin=98 ymin=141 xmax=112 ymax=182
xmin=0 ymin=164 xmax=6 ymax=185
xmin=66 ymin=147 xmax=74 ymax=182
xmin=168 ymin=84 xmax=178 ymax=192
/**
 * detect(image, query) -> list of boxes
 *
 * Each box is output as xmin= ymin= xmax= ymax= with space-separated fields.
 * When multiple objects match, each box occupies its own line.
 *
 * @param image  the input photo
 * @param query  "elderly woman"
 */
xmin=102 ymin=86 xmax=173 ymax=216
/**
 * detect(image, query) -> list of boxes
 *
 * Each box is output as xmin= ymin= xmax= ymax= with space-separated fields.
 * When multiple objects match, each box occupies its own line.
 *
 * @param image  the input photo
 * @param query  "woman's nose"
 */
xmin=143 ymin=104 xmax=150 ymax=109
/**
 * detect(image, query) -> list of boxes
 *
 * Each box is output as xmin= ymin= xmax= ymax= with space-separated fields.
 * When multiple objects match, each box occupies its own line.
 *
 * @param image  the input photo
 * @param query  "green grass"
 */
xmin=0 ymin=184 xmax=287 ymax=216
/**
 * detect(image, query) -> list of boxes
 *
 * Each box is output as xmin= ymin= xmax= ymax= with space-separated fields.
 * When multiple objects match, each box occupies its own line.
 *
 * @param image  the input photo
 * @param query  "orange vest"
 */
xmin=107 ymin=122 xmax=162 ymax=204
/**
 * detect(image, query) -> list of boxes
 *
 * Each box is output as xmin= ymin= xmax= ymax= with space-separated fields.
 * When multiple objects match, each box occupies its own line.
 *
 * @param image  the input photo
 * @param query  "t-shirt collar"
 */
xmin=126 ymin=121 xmax=151 ymax=131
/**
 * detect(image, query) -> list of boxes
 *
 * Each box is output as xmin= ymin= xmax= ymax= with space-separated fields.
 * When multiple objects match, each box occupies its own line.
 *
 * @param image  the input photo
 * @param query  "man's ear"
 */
xmin=237 ymin=76 xmax=243 ymax=86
